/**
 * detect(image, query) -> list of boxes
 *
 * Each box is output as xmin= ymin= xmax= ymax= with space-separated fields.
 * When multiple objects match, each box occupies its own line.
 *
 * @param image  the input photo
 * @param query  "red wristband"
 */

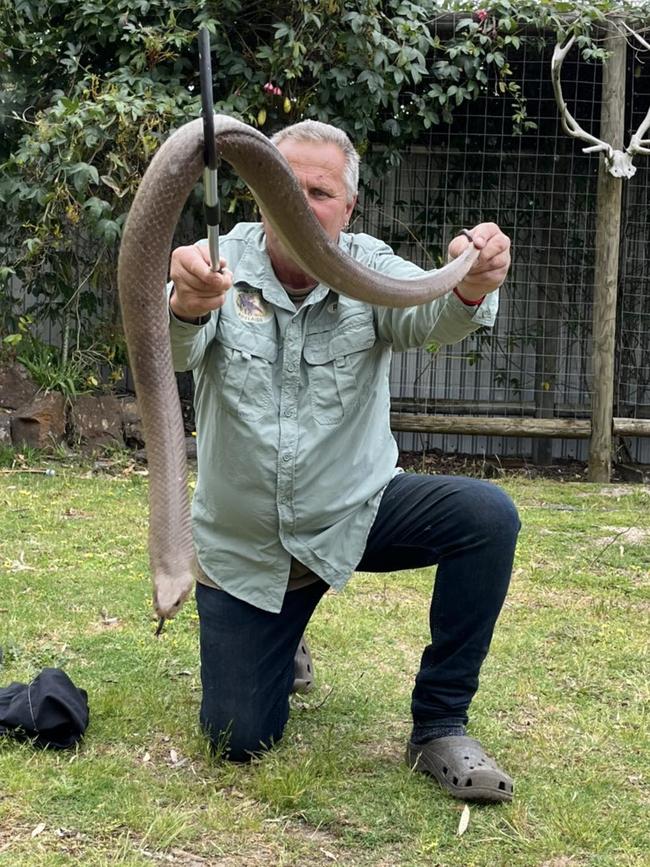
xmin=454 ymin=286 xmax=485 ymax=306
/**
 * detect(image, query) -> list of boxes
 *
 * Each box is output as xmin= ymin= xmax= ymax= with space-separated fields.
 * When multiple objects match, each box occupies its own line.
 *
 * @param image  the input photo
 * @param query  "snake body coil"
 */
xmin=118 ymin=115 xmax=481 ymax=618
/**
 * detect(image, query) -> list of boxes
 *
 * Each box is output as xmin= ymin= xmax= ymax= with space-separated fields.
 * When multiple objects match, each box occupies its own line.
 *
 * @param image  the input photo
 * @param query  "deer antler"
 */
xmin=622 ymin=20 xmax=650 ymax=52
xmin=551 ymin=35 xmax=615 ymax=160
xmin=623 ymin=23 xmax=650 ymax=158
xmin=551 ymin=32 xmax=650 ymax=178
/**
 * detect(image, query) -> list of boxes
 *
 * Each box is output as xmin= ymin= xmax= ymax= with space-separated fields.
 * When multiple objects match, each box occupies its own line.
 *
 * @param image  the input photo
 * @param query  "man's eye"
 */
xmin=311 ymin=189 xmax=330 ymax=199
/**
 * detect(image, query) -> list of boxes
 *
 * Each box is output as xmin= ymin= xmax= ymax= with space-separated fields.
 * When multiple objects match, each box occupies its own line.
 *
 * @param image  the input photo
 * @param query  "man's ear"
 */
xmin=345 ymin=195 xmax=358 ymax=225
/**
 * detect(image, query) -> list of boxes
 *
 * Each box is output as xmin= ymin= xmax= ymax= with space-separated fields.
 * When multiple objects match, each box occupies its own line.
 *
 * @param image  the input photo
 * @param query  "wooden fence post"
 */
xmin=588 ymin=24 xmax=627 ymax=482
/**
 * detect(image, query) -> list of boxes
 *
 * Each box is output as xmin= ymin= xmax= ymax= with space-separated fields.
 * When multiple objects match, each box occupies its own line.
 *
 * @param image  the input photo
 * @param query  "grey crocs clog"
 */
xmin=406 ymin=735 xmax=513 ymax=802
xmin=292 ymin=635 xmax=314 ymax=694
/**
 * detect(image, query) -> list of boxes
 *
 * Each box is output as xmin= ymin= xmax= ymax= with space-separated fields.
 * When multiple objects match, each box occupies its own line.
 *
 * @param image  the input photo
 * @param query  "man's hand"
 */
xmin=448 ymin=222 xmax=511 ymax=302
xmin=169 ymin=243 xmax=233 ymax=321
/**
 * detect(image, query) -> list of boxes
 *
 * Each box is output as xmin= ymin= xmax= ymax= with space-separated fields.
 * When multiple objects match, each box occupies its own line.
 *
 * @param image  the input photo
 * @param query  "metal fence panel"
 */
xmin=359 ymin=39 xmax=649 ymax=463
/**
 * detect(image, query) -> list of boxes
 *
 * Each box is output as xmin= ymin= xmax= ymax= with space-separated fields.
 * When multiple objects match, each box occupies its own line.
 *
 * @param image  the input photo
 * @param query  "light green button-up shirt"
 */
xmin=169 ymin=222 xmax=498 ymax=613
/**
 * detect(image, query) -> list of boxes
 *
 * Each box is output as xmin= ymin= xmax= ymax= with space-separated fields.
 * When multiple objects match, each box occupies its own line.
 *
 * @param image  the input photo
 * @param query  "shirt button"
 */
xmin=280 ymin=496 xmax=289 ymax=505
xmin=286 ymin=362 xmax=296 ymax=372
xmin=283 ymin=408 xmax=292 ymax=417
xmin=282 ymin=452 xmax=291 ymax=462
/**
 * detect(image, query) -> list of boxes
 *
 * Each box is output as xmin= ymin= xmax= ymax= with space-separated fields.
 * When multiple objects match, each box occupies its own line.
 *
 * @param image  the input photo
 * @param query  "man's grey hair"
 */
xmin=271 ymin=120 xmax=360 ymax=204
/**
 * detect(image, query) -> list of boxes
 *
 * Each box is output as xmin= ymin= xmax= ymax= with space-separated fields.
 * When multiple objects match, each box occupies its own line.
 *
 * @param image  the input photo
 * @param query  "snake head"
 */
xmin=153 ymin=570 xmax=194 ymax=619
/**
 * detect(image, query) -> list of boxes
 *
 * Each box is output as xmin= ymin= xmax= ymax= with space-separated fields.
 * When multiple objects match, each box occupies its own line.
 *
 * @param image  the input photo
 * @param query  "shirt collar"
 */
xmin=232 ymin=224 xmax=343 ymax=311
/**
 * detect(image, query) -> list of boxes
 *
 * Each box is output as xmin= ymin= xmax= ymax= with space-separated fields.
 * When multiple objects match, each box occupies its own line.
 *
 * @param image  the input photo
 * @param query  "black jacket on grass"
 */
xmin=0 ymin=667 xmax=89 ymax=749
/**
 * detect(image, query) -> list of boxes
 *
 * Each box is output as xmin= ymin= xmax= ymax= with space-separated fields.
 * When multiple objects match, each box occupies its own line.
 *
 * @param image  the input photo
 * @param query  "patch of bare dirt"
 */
xmin=595 ymin=527 xmax=650 ymax=546
xmin=506 ymin=583 xmax=650 ymax=614
xmin=588 ymin=485 xmax=650 ymax=498
xmin=151 ymin=845 xmax=280 ymax=865
xmin=398 ymin=450 xmax=650 ymax=483
xmin=541 ymin=858 xmax=588 ymax=867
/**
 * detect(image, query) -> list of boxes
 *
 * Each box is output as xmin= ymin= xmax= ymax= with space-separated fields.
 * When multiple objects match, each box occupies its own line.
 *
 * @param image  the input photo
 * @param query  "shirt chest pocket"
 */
xmin=303 ymin=322 xmax=378 ymax=426
xmin=211 ymin=321 xmax=278 ymax=423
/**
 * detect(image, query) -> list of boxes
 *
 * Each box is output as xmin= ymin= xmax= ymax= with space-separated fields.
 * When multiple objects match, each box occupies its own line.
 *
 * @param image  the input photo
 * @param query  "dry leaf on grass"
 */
xmin=457 ymin=804 xmax=470 ymax=836
xmin=166 ymin=748 xmax=189 ymax=769
xmin=100 ymin=607 xmax=120 ymax=627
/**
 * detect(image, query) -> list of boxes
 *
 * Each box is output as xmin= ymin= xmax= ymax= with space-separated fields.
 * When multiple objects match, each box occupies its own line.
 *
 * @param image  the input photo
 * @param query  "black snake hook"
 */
xmin=198 ymin=27 xmax=222 ymax=272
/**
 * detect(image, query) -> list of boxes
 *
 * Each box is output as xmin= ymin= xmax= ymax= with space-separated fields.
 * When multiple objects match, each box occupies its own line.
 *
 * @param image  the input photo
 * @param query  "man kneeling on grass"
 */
xmin=167 ymin=119 xmax=520 ymax=803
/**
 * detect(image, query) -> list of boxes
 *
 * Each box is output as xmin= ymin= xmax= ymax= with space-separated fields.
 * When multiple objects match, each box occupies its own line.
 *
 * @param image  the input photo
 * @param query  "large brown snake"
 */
xmin=117 ymin=115 xmax=481 ymax=620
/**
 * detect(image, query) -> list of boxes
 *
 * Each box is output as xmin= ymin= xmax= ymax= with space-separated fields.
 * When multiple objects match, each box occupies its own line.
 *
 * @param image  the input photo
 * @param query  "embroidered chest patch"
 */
xmin=234 ymin=288 xmax=273 ymax=323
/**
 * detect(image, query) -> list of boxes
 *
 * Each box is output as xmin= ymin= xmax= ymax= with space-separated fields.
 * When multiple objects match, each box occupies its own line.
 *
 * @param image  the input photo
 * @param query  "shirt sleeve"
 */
xmin=350 ymin=235 xmax=499 ymax=352
xmin=168 ymin=281 xmax=219 ymax=372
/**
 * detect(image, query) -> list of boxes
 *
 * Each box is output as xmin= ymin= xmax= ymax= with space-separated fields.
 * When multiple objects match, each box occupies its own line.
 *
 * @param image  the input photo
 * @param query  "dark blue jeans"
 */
xmin=196 ymin=472 xmax=520 ymax=761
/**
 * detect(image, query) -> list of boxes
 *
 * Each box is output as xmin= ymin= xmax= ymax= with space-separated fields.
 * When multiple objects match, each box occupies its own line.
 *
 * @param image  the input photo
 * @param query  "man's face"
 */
xmin=262 ymin=139 xmax=356 ymax=275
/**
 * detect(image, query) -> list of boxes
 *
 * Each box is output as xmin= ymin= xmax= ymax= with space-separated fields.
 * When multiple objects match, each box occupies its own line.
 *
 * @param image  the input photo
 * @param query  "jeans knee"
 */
xmin=490 ymin=486 xmax=521 ymax=539
xmin=459 ymin=481 xmax=520 ymax=546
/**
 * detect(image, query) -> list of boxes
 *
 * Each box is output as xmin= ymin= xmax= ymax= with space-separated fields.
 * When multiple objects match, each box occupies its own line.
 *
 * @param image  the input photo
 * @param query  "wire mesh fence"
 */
xmin=359 ymin=34 xmax=649 ymax=464
xmin=617 ymin=45 xmax=650 ymax=450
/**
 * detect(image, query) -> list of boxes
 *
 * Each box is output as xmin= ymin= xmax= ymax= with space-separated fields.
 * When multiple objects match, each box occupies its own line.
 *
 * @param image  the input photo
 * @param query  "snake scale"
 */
xmin=117 ymin=115 xmax=481 ymax=619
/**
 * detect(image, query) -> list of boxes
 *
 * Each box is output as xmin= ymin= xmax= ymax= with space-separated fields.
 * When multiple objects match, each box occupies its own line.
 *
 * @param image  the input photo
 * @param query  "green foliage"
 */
xmin=1 ymin=0 xmax=649 ymax=350
xmin=3 ymin=315 xmax=125 ymax=398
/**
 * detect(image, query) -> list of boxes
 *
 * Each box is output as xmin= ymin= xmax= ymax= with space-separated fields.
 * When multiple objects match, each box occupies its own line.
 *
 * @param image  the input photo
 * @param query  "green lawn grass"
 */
xmin=1 ymin=459 xmax=648 ymax=866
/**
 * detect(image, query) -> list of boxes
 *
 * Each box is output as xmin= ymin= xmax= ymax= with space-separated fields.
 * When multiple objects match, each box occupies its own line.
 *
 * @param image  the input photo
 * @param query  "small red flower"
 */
xmin=263 ymin=82 xmax=283 ymax=97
